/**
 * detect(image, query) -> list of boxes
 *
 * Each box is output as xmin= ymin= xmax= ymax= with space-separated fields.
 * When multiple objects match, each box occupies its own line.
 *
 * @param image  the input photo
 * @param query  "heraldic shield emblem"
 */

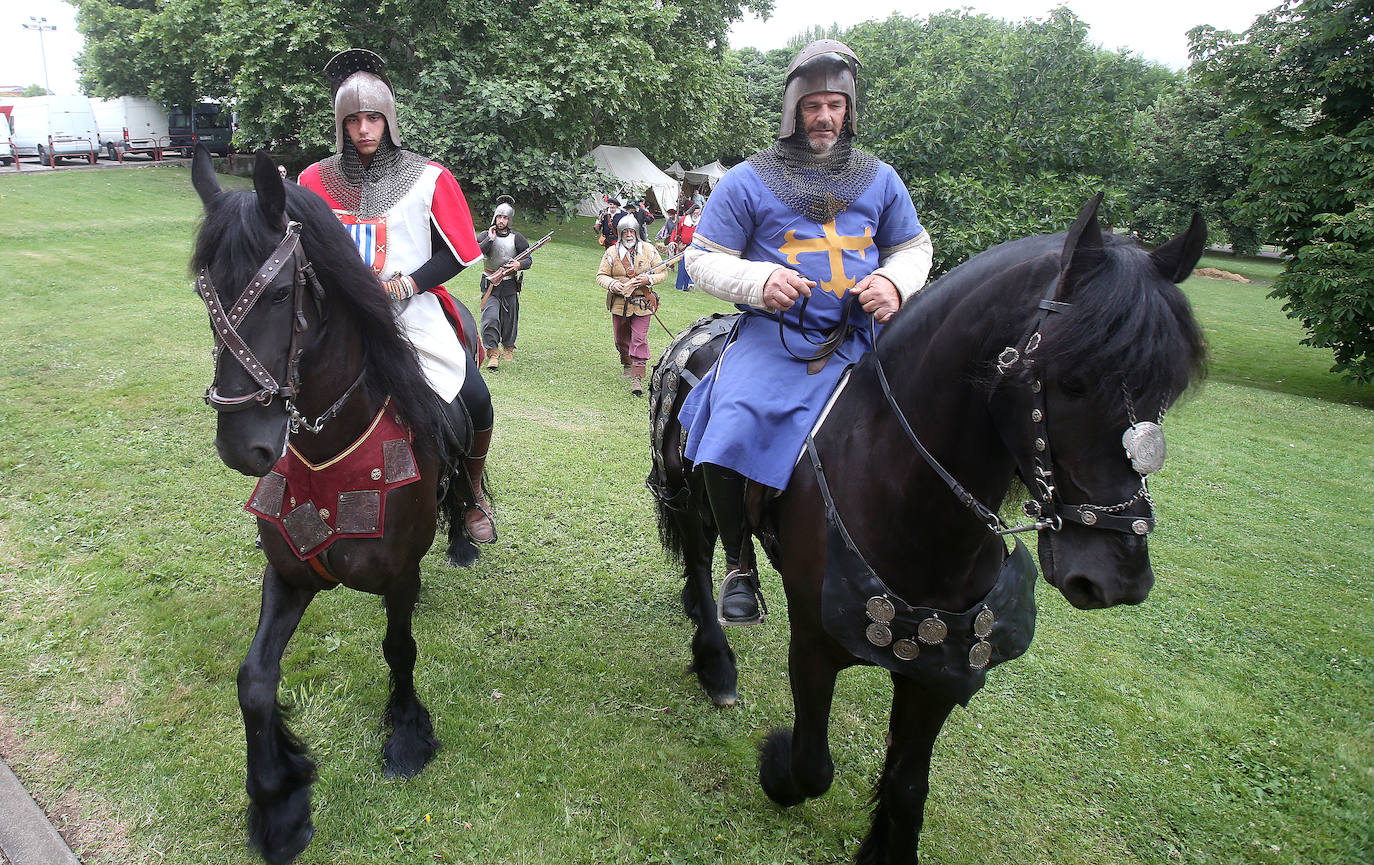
xmin=335 ymin=211 xmax=388 ymax=275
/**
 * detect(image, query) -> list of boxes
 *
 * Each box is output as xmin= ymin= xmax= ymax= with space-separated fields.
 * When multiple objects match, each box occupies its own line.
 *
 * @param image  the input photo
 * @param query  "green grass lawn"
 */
xmin=0 ymin=166 xmax=1370 ymax=865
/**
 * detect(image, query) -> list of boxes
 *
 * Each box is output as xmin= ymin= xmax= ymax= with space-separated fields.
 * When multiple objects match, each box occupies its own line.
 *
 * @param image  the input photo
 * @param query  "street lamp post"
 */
xmin=21 ymin=16 xmax=57 ymax=94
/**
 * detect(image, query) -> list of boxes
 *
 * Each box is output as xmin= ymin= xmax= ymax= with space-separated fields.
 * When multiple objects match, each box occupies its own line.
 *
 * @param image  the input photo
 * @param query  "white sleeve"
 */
xmin=683 ymin=247 xmax=780 ymax=309
xmin=873 ymin=229 xmax=934 ymax=304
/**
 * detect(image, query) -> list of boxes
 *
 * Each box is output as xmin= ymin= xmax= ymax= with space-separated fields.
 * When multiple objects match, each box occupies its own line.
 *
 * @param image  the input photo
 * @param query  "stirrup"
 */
xmin=717 ymin=568 xmax=767 ymax=627
xmin=463 ymin=500 xmax=497 ymax=544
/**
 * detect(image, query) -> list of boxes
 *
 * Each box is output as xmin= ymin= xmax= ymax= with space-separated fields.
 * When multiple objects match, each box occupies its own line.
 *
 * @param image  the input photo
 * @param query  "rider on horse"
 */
xmin=297 ymin=49 xmax=498 ymax=545
xmin=678 ymin=39 xmax=935 ymax=625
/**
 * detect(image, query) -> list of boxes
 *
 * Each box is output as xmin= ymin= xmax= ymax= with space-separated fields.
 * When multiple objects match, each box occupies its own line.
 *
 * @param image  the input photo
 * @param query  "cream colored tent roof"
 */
xmin=684 ymin=160 xmax=728 ymax=188
xmin=664 ymin=160 xmax=686 ymax=179
xmin=577 ymin=145 xmax=682 ymax=217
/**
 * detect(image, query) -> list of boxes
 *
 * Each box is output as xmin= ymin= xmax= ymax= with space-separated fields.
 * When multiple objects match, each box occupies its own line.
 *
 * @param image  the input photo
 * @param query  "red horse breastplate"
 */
xmin=246 ymin=398 xmax=421 ymax=559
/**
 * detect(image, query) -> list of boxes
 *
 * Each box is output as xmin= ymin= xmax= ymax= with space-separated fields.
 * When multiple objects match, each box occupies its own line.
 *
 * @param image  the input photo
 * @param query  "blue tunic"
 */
xmin=679 ymin=158 xmax=924 ymax=489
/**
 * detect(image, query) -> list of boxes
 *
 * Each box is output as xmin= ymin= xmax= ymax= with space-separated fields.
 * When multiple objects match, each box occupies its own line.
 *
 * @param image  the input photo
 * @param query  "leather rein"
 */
xmin=195 ymin=220 xmax=364 ymax=436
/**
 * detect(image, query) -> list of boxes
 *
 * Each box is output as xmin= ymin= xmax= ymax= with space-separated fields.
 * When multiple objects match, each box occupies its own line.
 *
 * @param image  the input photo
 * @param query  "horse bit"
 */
xmin=195 ymin=221 xmax=362 ymax=435
xmin=871 ymin=274 xmax=1168 ymax=540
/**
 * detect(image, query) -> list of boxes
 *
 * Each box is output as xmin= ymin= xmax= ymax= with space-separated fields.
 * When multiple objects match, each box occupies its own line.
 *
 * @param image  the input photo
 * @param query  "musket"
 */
xmin=618 ymin=249 xmax=688 ymax=337
xmin=480 ymin=230 xmax=554 ymax=308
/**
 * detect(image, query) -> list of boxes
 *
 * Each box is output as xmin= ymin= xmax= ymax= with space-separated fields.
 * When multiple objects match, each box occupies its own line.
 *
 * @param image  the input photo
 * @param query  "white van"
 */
xmin=9 ymin=95 xmax=100 ymax=164
xmin=92 ymin=96 xmax=170 ymax=159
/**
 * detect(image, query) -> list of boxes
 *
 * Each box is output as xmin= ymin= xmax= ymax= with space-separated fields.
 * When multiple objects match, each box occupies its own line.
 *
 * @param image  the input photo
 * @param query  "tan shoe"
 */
xmin=502 ymin=347 xmax=514 ymax=361
xmin=486 ymin=353 xmax=499 ymax=371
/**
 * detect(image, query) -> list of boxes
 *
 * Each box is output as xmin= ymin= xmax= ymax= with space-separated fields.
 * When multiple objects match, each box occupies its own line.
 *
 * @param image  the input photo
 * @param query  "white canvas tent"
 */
xmin=664 ymin=160 xmax=686 ymax=179
xmin=684 ymin=160 xmax=728 ymax=190
xmin=577 ymin=145 xmax=682 ymax=217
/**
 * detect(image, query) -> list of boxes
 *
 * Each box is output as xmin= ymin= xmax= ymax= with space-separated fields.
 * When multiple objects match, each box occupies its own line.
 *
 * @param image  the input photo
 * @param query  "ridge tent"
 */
xmin=684 ymin=160 xmax=728 ymax=191
xmin=664 ymin=160 xmax=686 ymax=180
xmin=578 ymin=145 xmax=682 ymax=217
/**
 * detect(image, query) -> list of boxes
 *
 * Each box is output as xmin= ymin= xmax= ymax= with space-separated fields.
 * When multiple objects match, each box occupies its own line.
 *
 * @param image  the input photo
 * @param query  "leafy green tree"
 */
xmin=20 ymin=85 xmax=51 ymax=97
xmin=1126 ymin=79 xmax=1260 ymax=252
xmin=1193 ymin=0 xmax=1374 ymax=384
xmin=847 ymin=8 xmax=1173 ymax=273
xmin=73 ymin=0 xmax=773 ymax=212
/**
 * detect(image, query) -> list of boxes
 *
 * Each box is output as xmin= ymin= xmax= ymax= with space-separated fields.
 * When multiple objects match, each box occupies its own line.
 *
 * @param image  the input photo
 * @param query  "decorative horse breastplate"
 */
xmin=807 ymin=437 xmax=1039 ymax=704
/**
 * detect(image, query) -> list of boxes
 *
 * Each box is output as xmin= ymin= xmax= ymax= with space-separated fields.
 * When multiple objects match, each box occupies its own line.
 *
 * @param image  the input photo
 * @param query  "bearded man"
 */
xmin=476 ymin=195 xmax=533 ymax=370
xmin=297 ymin=48 xmax=498 ymax=544
xmin=677 ymin=39 xmax=935 ymax=625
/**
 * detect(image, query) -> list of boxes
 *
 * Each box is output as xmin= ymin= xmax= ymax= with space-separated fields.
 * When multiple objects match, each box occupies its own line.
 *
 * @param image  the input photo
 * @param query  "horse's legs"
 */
xmin=677 ymin=486 xmax=738 ymax=706
xmin=381 ymin=575 xmax=439 ymax=777
xmin=759 ymin=641 xmax=841 ymax=806
xmin=239 ymin=565 xmax=318 ymax=865
xmin=856 ymin=676 xmax=957 ymax=865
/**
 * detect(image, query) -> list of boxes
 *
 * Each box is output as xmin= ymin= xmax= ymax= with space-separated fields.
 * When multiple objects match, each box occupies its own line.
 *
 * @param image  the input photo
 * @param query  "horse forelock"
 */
xmin=189 ymin=184 xmax=446 ymax=455
xmin=1043 ymin=239 xmax=1207 ymax=414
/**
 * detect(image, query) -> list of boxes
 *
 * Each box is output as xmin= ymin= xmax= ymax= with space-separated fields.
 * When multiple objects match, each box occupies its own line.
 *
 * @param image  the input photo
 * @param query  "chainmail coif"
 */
xmin=747 ymin=131 xmax=880 ymax=224
xmin=316 ymin=137 xmax=430 ymax=218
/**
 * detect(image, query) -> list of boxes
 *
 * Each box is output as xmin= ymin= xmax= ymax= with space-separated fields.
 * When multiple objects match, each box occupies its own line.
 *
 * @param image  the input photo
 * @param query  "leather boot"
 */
xmin=486 ymin=352 xmax=499 ymax=371
xmin=503 ymin=346 xmax=514 ymax=361
xmin=703 ymin=465 xmax=764 ymax=625
xmin=630 ymin=362 xmax=645 ymax=397
xmin=463 ymin=427 xmax=496 ymax=543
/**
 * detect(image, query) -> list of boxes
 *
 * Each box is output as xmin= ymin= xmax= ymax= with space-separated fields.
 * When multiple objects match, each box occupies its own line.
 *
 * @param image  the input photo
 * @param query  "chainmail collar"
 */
xmin=748 ymin=132 xmax=880 ymax=224
xmin=316 ymin=138 xmax=430 ymax=218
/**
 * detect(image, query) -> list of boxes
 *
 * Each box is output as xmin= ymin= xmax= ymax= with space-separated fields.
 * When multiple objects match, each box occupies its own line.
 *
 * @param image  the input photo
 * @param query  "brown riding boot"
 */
xmin=630 ymin=362 xmax=646 ymax=397
xmin=463 ymin=427 xmax=496 ymax=543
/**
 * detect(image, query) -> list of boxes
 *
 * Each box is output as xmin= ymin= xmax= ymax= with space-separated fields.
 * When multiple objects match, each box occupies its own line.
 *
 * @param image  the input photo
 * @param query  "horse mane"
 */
xmin=878 ymin=232 xmax=1207 ymax=415
xmin=190 ymin=184 xmax=447 ymax=456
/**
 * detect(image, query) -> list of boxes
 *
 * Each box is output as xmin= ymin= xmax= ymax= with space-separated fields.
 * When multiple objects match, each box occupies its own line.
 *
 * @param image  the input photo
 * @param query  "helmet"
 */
xmin=616 ymin=213 xmax=640 ymax=239
xmin=325 ymin=49 xmax=402 ymax=151
xmin=778 ymin=39 xmax=860 ymax=139
xmin=493 ymin=194 xmax=515 ymax=223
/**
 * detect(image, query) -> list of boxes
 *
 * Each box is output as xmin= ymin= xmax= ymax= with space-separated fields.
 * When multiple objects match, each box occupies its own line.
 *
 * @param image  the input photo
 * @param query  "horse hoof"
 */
xmin=383 ymin=733 xmax=439 ymax=778
xmin=759 ymin=728 xmax=807 ymax=807
xmin=247 ymin=791 xmax=315 ymax=865
xmin=446 ymin=538 xmax=480 ymax=568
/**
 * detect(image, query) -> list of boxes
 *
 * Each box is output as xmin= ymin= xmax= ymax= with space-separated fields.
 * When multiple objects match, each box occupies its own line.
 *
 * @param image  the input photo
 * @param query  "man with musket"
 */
xmin=678 ymin=39 xmax=934 ymax=624
xmin=476 ymin=195 xmax=533 ymax=371
xmin=597 ymin=213 xmax=667 ymax=396
xmin=297 ymin=48 xmax=499 ymax=544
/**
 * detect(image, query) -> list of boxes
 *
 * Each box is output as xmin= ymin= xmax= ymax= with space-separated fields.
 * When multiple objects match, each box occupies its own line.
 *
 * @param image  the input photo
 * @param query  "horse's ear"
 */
xmin=191 ymin=144 xmax=222 ymax=207
xmin=1149 ymin=211 xmax=1207 ymax=283
xmin=252 ymin=151 xmax=287 ymax=230
xmin=1056 ymin=192 xmax=1106 ymax=300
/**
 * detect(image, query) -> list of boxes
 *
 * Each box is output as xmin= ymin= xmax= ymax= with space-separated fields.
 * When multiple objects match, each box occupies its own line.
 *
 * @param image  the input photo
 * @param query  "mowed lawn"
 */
xmin=0 ymin=165 xmax=1369 ymax=865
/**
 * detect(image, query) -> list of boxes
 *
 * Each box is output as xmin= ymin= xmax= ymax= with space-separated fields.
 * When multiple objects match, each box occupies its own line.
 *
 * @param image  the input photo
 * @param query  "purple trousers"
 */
xmin=612 ymin=313 xmax=651 ymax=366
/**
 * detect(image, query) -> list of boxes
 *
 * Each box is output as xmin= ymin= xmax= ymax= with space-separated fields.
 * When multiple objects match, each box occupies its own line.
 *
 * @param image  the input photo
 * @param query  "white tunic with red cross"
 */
xmin=299 ymin=161 xmax=482 ymax=402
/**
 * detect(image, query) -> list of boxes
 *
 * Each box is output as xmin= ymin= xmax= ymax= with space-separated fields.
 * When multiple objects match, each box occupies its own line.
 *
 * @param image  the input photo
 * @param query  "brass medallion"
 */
xmin=866 ymin=622 xmax=893 ymax=647
xmin=866 ymin=596 xmax=896 ymax=623
xmin=969 ymin=641 xmax=993 ymax=669
xmin=917 ymin=616 xmax=948 ymax=645
xmin=973 ymin=607 xmax=995 ymax=639
xmin=892 ymin=638 xmax=920 ymax=661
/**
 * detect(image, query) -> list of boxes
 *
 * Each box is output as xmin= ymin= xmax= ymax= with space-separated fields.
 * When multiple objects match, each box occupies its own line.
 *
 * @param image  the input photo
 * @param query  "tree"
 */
xmin=73 ymin=0 xmax=774 ymax=212
xmin=20 ymin=85 xmax=50 ymax=97
xmin=846 ymin=8 xmax=1174 ymax=273
xmin=1193 ymin=0 xmax=1374 ymax=384
xmin=1126 ymin=79 xmax=1260 ymax=252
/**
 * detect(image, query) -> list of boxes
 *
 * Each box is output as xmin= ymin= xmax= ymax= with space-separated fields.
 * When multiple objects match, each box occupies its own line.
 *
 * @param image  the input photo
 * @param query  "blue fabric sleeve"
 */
xmin=691 ymin=166 xmax=756 ymax=256
xmin=873 ymin=165 xmax=924 ymax=250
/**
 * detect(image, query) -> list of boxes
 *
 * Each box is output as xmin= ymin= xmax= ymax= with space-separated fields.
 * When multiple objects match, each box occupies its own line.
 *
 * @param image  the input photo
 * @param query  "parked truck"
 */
xmin=168 ymin=101 xmax=233 ymax=156
xmin=7 ymin=96 xmax=100 ymax=164
xmin=92 ymin=96 xmax=170 ymax=160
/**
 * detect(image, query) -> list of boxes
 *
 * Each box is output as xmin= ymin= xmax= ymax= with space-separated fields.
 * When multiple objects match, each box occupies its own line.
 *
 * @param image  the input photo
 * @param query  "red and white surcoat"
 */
xmin=298 ymin=161 xmax=482 ymax=402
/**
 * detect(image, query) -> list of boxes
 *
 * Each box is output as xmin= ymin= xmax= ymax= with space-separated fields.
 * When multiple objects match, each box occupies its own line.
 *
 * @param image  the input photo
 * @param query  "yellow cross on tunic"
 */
xmin=779 ymin=219 xmax=875 ymax=297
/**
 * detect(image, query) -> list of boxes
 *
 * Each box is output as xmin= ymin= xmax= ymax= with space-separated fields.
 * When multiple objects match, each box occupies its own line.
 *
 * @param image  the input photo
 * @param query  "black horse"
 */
xmin=190 ymin=148 xmax=481 ymax=864
xmin=648 ymin=196 xmax=1207 ymax=863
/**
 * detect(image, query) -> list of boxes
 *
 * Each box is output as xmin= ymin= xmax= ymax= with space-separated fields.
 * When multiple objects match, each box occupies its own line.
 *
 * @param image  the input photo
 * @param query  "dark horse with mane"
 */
xmin=190 ymin=148 xmax=482 ymax=864
xmin=648 ymin=196 xmax=1207 ymax=863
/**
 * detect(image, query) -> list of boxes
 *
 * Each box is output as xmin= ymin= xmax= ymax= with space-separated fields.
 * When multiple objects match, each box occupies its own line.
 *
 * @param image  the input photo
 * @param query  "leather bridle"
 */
xmin=195 ymin=220 xmax=362 ymax=435
xmin=869 ymin=270 xmax=1167 ymax=539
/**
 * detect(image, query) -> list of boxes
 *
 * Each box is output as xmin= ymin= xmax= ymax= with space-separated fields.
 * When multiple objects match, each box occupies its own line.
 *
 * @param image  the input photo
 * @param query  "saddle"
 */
xmin=645 ymin=313 xmax=738 ymax=510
